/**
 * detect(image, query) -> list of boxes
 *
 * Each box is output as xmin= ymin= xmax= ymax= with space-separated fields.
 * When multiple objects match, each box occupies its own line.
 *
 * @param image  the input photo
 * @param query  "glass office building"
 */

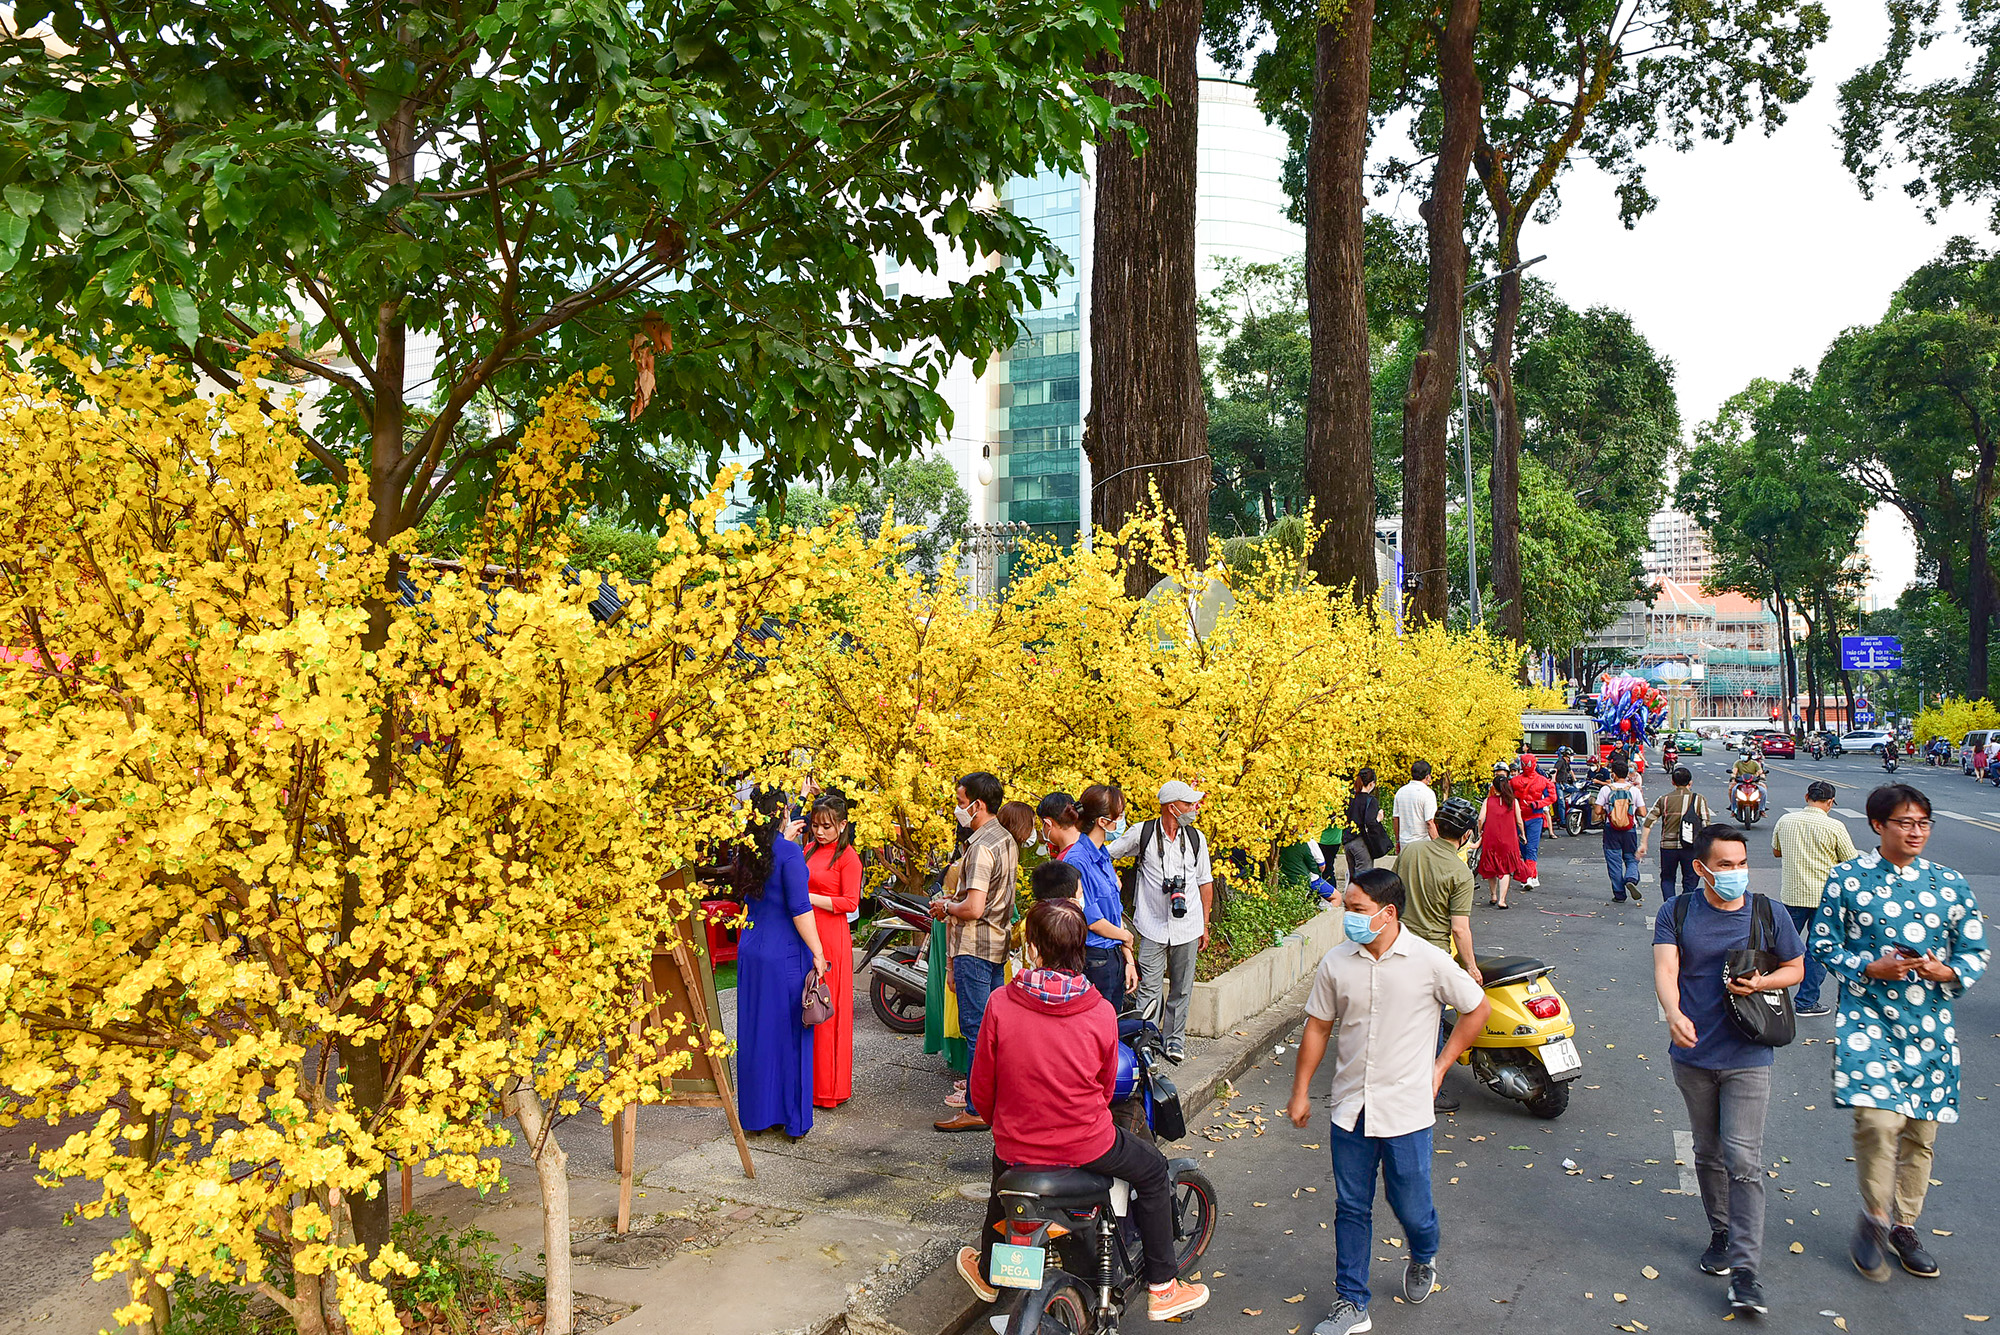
xmin=993 ymin=169 xmax=1085 ymax=546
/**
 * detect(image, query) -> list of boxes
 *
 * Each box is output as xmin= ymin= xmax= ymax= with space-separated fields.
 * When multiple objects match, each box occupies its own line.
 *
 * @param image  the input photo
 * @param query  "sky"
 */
xmin=1455 ymin=0 xmax=1988 ymax=608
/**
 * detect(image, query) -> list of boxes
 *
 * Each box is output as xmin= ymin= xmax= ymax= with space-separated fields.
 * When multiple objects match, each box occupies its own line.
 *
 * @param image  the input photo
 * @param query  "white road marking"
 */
xmin=1834 ymin=808 xmax=1864 ymax=819
xmin=1940 ymin=810 xmax=1978 ymax=822
xmin=1674 ymin=1129 xmax=1698 ymax=1196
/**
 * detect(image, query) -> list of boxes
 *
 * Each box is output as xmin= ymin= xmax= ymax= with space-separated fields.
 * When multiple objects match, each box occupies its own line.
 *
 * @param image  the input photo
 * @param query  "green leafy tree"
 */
xmin=0 ymin=0 xmax=1123 ymax=541
xmin=1448 ymin=454 xmax=1630 ymax=654
xmin=1840 ymin=0 xmax=2000 ymax=228
xmin=754 ymin=457 xmax=970 ymax=577
xmin=1202 ymin=258 xmax=1310 ymax=537
xmin=1821 ymin=240 xmax=2000 ymax=697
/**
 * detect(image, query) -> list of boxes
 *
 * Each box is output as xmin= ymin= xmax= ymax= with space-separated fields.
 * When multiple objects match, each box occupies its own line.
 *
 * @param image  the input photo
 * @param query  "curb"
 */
xmin=860 ymin=977 xmax=1313 ymax=1335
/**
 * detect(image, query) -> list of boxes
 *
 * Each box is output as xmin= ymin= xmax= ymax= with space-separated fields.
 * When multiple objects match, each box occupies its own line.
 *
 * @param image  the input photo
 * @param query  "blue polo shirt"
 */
xmin=1062 ymin=837 xmax=1126 ymax=950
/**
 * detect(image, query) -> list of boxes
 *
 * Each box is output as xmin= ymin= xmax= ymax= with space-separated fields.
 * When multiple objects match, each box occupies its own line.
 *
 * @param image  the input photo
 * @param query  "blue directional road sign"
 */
xmin=1840 ymin=636 xmax=1903 ymax=671
xmin=1853 ymin=704 xmax=1876 ymax=727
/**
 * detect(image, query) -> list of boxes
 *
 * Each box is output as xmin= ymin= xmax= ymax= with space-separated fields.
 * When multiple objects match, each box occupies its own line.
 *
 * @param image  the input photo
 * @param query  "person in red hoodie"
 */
xmin=1510 ymin=753 xmax=1557 ymax=889
xmin=956 ymin=899 xmax=1211 ymax=1322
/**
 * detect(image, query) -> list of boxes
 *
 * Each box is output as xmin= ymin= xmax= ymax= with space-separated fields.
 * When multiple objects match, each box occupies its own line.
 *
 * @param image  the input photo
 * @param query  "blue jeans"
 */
xmin=952 ymin=955 xmax=1005 ymax=1116
xmin=1660 ymin=847 xmax=1701 ymax=898
xmin=1603 ymin=829 xmax=1640 ymax=898
xmin=1522 ymin=815 xmax=1545 ymax=867
xmin=1329 ymin=1111 xmax=1438 ymax=1309
xmin=1786 ymin=904 xmax=1826 ymax=1009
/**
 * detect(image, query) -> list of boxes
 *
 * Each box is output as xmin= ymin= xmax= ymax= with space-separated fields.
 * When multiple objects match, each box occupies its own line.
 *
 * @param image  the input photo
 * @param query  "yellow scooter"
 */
xmin=1456 ymin=954 xmax=1581 ymax=1118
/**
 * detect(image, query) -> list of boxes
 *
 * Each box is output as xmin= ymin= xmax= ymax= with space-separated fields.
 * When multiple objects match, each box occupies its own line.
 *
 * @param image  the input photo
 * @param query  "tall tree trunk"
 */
xmin=508 ymin=1083 xmax=574 ymax=1335
xmin=1085 ymin=0 xmax=1207 ymax=597
xmin=1969 ymin=439 xmax=1997 ymax=698
xmin=1396 ymin=0 xmax=1481 ymax=625
xmin=1488 ymin=263 xmax=1525 ymax=657
xmin=1772 ymin=585 xmax=1799 ymax=730
xmin=1302 ymin=0 xmax=1380 ymax=601
xmin=1801 ymin=609 xmax=1821 ymax=733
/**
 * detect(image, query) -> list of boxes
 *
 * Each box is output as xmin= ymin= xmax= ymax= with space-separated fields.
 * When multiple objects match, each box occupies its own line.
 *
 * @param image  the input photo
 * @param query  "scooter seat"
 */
xmin=1475 ymin=954 xmax=1552 ymax=988
xmin=996 ymin=1166 xmax=1114 ymax=1206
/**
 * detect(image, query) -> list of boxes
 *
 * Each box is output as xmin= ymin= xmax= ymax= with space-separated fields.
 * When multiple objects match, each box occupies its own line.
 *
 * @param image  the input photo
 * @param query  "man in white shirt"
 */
xmin=1392 ymin=761 xmax=1439 ymax=848
xmin=1287 ymin=869 xmax=1490 ymax=1335
xmin=1593 ymin=756 xmax=1647 ymax=906
xmin=1108 ymin=780 xmax=1214 ymax=1062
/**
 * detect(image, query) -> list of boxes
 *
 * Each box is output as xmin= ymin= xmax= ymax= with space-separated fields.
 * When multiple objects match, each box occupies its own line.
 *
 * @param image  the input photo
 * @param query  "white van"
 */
xmin=1960 ymin=730 xmax=1996 ymax=775
xmin=1520 ymin=712 xmax=1597 ymax=763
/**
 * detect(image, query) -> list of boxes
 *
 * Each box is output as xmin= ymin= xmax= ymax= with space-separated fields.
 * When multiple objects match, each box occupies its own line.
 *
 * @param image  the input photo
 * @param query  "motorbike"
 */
xmin=1808 ymin=736 xmax=1827 ymax=761
xmin=1559 ymin=776 xmax=1599 ymax=836
xmin=1733 ymin=778 xmax=1767 ymax=826
xmin=858 ymin=884 xmax=936 ymax=1034
xmin=1457 ymin=955 xmax=1582 ymax=1119
xmin=1883 ymin=747 xmax=1900 ymax=774
xmin=983 ymin=1019 xmax=1219 ymax=1333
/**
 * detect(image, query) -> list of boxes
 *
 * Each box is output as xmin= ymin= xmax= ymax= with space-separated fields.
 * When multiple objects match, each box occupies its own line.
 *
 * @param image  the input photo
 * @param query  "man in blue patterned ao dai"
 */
xmin=1809 ymin=783 xmax=1987 ymax=1284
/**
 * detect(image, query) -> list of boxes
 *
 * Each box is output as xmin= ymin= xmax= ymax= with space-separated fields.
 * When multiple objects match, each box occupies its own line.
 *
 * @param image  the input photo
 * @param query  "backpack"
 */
xmin=1666 ymin=790 xmax=1708 ymax=845
xmin=1605 ymin=785 xmax=1635 ymax=831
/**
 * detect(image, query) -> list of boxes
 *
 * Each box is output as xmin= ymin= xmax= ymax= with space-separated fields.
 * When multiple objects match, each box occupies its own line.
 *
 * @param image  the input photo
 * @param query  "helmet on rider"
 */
xmin=1435 ymin=796 xmax=1479 ymax=841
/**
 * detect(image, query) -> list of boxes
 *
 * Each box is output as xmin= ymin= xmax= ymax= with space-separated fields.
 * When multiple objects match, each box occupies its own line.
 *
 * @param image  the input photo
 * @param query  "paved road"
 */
xmin=1184 ymin=762 xmax=1999 ymax=1334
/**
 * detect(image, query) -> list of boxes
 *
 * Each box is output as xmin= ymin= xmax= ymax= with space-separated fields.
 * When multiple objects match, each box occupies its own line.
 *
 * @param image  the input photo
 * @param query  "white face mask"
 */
xmin=954 ymin=803 xmax=974 ymax=828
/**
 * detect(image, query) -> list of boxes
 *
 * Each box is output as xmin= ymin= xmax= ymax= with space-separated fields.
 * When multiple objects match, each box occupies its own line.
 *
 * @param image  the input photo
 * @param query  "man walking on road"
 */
xmin=1110 ymin=780 xmax=1214 ymax=1063
xmin=1287 ymin=869 xmax=1490 ymax=1335
xmin=1594 ymin=758 xmax=1646 ymax=905
xmin=1394 ymin=796 xmax=1485 ymax=1114
xmin=1810 ymin=783 xmax=1988 ymax=1283
xmin=934 ymin=771 xmax=1019 ymax=1132
xmin=1769 ymin=780 xmax=1856 ymax=1017
xmin=1653 ymin=825 xmax=1805 ymax=1317
xmin=1641 ymin=766 xmax=1708 ymax=899
xmin=1392 ymin=761 xmax=1438 ymax=848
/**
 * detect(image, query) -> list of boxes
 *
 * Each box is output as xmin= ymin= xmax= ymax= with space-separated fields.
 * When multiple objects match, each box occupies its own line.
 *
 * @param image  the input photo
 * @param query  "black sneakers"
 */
xmin=1852 ymin=1214 xmax=1892 ymax=1282
xmin=1699 ymin=1230 xmax=1732 ymax=1276
xmin=1889 ymin=1225 xmax=1941 ymax=1277
xmin=1728 ymin=1271 xmax=1768 ymax=1315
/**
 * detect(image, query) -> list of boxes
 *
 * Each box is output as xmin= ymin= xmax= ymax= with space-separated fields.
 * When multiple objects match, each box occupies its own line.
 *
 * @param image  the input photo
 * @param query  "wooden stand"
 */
xmin=612 ymin=895 xmax=755 ymax=1235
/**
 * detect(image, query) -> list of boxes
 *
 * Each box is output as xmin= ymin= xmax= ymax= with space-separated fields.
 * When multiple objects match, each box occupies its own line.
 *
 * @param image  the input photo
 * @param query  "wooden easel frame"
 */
xmin=610 ymin=898 xmax=755 ymax=1235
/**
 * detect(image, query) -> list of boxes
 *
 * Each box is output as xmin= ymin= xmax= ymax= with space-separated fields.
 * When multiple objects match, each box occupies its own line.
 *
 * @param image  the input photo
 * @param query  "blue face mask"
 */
xmin=1710 ymin=868 xmax=1750 ymax=901
xmin=1344 ymin=908 xmax=1384 ymax=944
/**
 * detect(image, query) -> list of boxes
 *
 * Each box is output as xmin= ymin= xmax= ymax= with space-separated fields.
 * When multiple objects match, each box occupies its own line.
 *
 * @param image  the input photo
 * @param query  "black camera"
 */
xmin=1165 ymin=874 xmax=1188 ymax=918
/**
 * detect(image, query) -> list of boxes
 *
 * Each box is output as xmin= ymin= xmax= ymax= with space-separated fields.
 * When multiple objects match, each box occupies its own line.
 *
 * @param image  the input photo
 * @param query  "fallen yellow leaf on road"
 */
xmin=1641 ymin=1265 xmax=1659 ymax=1279
xmin=1935 ymin=1229 xmax=1955 ymax=1236
xmin=1967 ymin=1318 xmax=1991 ymax=1324
xmin=1284 ymin=1295 xmax=1304 ymax=1304
xmin=1790 ymin=1241 xmax=1805 ymax=1253
xmin=1614 ymin=1292 xmax=1628 ymax=1303
xmin=1835 ymin=1318 xmax=1848 ymax=1331
xmin=1242 ymin=1309 xmax=1262 ymax=1317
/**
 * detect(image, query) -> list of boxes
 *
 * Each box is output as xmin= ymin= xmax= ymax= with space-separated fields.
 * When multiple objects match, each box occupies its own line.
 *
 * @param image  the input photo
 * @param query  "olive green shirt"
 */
xmin=1396 ymin=837 xmax=1475 ymax=956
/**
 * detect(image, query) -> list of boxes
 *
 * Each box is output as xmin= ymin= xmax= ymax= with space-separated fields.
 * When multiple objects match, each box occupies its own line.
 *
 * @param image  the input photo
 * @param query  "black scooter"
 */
xmin=984 ymin=1020 xmax=1218 ymax=1333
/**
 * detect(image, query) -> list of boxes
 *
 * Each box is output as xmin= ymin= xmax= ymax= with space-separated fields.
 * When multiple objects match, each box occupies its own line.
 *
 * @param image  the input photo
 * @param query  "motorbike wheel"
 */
xmin=1566 ymin=806 xmax=1585 ymax=837
xmin=868 ymin=972 xmax=927 ymax=1035
xmin=1006 ymin=1271 xmax=1096 ymax=1335
xmin=1525 ymin=1079 xmax=1572 ymax=1120
xmin=1169 ymin=1166 xmax=1219 ymax=1275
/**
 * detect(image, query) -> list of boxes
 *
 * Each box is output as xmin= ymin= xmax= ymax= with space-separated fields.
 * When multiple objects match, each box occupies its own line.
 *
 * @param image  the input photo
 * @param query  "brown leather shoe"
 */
xmin=933 ymin=1111 xmax=988 ymax=1133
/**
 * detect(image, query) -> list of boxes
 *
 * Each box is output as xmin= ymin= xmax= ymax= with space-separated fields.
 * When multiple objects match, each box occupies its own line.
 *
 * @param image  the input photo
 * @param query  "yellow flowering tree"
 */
xmin=1911 ymin=698 xmax=2000 ymax=748
xmin=0 ymin=343 xmax=822 ymax=1335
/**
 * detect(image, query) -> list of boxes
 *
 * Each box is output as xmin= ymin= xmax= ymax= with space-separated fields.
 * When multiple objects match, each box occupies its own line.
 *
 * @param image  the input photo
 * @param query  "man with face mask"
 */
xmin=1652 ymin=825 xmax=1806 ymax=1318
xmin=1286 ymin=870 xmax=1490 ymax=1335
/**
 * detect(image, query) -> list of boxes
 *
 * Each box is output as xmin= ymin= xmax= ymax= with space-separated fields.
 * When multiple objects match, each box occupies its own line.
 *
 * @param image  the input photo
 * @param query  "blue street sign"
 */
xmin=1853 ymin=705 xmax=1876 ymax=727
xmin=1840 ymin=636 xmax=1903 ymax=671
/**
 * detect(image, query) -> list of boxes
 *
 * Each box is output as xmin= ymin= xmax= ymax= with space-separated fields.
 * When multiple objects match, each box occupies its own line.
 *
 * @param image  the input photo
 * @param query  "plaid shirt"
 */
xmin=949 ymin=819 xmax=1019 ymax=963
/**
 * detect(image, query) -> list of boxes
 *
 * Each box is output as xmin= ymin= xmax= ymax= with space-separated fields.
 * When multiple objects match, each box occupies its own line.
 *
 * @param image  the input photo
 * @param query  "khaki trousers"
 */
xmin=1852 ymin=1106 xmax=1941 ymax=1225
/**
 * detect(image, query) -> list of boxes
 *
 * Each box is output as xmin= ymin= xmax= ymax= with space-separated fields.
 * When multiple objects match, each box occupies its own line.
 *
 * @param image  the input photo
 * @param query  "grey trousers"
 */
xmin=1672 ymin=1062 xmax=1772 ymax=1275
xmin=1136 ymin=934 xmax=1198 ymax=1049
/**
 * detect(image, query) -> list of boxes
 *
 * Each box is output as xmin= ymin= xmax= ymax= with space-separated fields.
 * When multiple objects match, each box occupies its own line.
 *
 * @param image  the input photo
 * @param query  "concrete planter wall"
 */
xmin=1187 ymin=903 xmax=1344 ymax=1039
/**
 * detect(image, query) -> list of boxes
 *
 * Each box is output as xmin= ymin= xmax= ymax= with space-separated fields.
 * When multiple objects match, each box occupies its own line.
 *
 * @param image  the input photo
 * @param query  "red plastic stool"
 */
xmin=700 ymin=899 xmax=741 ymax=966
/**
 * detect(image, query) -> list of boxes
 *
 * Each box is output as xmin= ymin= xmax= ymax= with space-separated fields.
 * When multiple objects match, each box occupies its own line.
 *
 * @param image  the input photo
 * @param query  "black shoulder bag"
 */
xmin=1672 ymin=892 xmax=1796 ymax=1047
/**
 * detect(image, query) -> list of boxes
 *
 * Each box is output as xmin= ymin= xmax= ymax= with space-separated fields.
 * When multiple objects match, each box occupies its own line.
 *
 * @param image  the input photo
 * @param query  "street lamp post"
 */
xmin=1457 ymin=255 xmax=1546 ymax=625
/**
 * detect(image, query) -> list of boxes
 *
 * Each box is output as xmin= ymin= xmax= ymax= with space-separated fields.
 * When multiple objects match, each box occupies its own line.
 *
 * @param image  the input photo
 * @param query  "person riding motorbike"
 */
xmin=1662 ymin=737 xmax=1679 ymax=770
xmin=1730 ymin=745 xmax=1769 ymax=806
xmin=956 ymin=899 xmax=1210 ymax=1321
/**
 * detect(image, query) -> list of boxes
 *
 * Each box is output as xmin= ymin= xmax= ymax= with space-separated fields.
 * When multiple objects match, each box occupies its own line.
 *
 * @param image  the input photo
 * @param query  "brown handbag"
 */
xmin=801 ymin=969 xmax=834 ymax=1027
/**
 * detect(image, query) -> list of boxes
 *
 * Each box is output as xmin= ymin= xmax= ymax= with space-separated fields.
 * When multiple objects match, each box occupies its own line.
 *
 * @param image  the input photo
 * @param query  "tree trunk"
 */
xmin=1301 ymin=0 xmax=1380 ymax=602
xmin=1488 ymin=264 xmax=1525 ymax=657
xmin=1085 ymin=0 xmax=1208 ymax=597
xmin=508 ymin=1083 xmax=574 ymax=1335
xmin=1969 ymin=439 xmax=1997 ymax=699
xmin=1801 ymin=609 xmax=1821 ymax=733
xmin=1395 ymin=0 xmax=1481 ymax=625
xmin=1772 ymin=585 xmax=1799 ymax=730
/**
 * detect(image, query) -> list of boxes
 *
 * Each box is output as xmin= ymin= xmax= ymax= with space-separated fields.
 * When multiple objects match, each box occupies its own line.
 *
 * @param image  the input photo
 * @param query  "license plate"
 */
xmin=989 ymin=1242 xmax=1047 ymax=1290
xmin=1538 ymin=1037 xmax=1581 ymax=1076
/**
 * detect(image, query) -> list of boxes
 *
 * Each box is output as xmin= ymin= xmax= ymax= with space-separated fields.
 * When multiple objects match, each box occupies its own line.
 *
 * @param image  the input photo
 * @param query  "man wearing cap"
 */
xmin=1109 ymin=781 xmax=1214 ymax=1062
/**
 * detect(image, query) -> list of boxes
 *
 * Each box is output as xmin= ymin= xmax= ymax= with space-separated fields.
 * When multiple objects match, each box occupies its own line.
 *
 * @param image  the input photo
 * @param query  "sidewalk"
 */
xmin=0 ymin=960 xmax=1312 ymax=1335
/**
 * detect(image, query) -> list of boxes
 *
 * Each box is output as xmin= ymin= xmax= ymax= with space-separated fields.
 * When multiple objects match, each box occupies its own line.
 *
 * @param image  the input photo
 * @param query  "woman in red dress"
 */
xmin=804 ymin=794 xmax=863 ymax=1108
xmin=1475 ymin=764 xmax=1528 ymax=910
